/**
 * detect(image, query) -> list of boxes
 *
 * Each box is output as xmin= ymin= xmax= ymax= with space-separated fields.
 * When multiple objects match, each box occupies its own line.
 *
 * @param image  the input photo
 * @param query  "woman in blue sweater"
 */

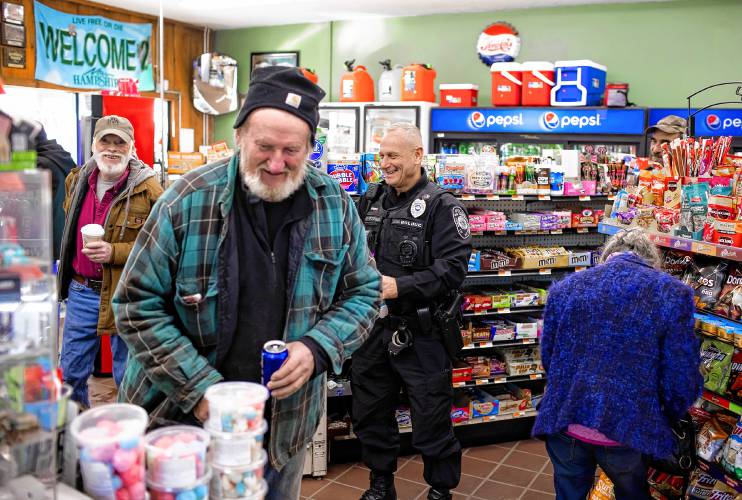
xmin=533 ymin=228 xmax=702 ymax=500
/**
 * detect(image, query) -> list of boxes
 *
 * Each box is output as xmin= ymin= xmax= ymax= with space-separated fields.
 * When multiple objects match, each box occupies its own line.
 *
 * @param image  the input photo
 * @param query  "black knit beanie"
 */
xmin=233 ymin=66 xmax=326 ymax=142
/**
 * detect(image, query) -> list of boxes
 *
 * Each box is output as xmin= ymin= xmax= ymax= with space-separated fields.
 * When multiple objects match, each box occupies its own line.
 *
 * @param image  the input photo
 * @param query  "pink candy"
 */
xmin=113 ymin=449 xmax=139 ymax=472
xmin=127 ymin=482 xmax=145 ymax=499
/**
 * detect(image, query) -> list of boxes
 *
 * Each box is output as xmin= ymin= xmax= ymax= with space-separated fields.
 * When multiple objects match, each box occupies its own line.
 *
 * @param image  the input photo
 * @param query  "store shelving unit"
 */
xmin=0 ymin=169 xmax=63 ymax=496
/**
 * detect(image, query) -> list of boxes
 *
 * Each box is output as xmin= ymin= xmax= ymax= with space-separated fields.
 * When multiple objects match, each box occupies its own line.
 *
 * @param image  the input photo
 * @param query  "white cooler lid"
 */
xmin=521 ymin=61 xmax=555 ymax=71
xmin=554 ymin=60 xmax=607 ymax=72
xmin=490 ymin=62 xmax=523 ymax=72
xmin=439 ymin=84 xmax=479 ymax=90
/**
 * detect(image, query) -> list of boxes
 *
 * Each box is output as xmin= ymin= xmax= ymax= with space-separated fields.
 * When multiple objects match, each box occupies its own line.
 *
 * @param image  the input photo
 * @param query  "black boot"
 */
xmin=427 ymin=487 xmax=452 ymax=500
xmin=360 ymin=471 xmax=396 ymax=500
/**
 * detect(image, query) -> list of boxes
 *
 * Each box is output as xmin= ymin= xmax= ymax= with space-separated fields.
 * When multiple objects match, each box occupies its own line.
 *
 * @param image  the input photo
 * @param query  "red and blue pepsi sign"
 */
xmin=649 ymin=108 xmax=742 ymax=137
xmin=432 ymin=108 xmax=646 ymax=135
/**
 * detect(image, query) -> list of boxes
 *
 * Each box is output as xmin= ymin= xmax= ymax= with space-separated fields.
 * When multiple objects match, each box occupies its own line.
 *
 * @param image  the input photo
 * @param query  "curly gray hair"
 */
xmin=600 ymin=227 xmax=662 ymax=269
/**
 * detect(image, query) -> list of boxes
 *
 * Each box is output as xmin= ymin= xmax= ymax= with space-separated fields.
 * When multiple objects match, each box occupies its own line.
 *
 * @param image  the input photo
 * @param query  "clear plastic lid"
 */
xmin=205 ymin=382 xmax=269 ymax=410
xmin=70 ymin=403 xmax=148 ymax=449
xmin=211 ymin=450 xmax=268 ymax=473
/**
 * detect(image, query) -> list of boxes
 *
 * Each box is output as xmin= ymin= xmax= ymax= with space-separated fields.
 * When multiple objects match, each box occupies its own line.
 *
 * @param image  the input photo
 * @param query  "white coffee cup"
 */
xmin=80 ymin=224 xmax=105 ymax=246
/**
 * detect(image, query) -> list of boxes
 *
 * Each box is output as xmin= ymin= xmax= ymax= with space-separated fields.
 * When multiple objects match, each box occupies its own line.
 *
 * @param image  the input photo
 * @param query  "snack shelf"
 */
xmin=598 ymin=222 xmax=742 ymax=262
xmin=453 ymin=373 xmax=545 ymax=389
xmin=471 ymin=228 xmax=598 ymax=237
xmin=697 ymin=330 xmax=735 ymax=345
xmin=459 ymin=194 xmax=615 ymax=202
xmin=696 ymin=308 xmax=742 ymax=327
xmin=701 ymin=389 xmax=742 ymax=416
xmin=463 ymin=306 xmax=544 ymax=318
xmin=462 ymin=338 xmax=539 ymax=351
xmin=466 ymin=267 xmax=586 ymax=279
xmin=332 ymin=408 xmax=539 ymax=440
xmin=697 ymin=457 xmax=742 ymax=494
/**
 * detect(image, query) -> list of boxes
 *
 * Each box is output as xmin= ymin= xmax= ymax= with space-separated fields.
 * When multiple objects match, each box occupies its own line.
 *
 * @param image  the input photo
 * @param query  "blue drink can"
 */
xmin=262 ymin=340 xmax=288 ymax=386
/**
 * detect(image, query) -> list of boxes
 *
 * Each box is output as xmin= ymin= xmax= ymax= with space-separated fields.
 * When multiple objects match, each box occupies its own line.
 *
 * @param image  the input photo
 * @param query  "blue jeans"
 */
xmin=264 ymin=448 xmax=306 ymax=500
xmin=61 ymin=280 xmax=128 ymax=407
xmin=545 ymin=432 xmax=650 ymax=500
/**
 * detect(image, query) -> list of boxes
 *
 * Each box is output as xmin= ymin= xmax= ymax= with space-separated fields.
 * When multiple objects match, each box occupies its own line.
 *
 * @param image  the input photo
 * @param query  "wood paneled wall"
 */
xmin=0 ymin=0 xmax=214 ymax=152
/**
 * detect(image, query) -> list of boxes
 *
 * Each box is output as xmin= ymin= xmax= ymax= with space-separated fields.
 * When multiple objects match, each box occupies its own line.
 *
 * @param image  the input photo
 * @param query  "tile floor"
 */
xmin=88 ymin=377 xmax=555 ymax=499
xmin=301 ymin=440 xmax=555 ymax=500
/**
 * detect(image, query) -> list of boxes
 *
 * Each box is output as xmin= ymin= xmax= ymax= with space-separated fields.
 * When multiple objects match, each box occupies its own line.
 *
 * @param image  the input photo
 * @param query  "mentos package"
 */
xmin=327 ymin=154 xmax=364 ymax=194
xmin=436 ymin=155 xmax=466 ymax=192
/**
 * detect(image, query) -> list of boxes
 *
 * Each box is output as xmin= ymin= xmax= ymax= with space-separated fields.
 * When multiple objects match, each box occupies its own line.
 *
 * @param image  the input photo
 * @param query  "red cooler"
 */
xmin=490 ymin=62 xmax=522 ymax=106
xmin=439 ymin=84 xmax=479 ymax=107
xmin=521 ymin=62 xmax=554 ymax=106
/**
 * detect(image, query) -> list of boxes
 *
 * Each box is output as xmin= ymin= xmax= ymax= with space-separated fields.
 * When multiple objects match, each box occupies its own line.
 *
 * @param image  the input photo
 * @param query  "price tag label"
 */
xmin=551 ymin=229 xmax=563 ymax=235
xmin=693 ymin=242 xmax=717 ymax=257
xmin=453 ymin=382 xmax=466 ymax=388
xmin=539 ymin=268 xmax=552 ymax=275
xmin=575 ymin=266 xmax=587 ymax=272
xmin=497 ymin=308 xmax=511 ymax=314
xmin=538 ymin=195 xmax=551 ymax=201
xmin=461 ymin=195 xmax=475 ymax=200
xmin=484 ymin=416 xmax=494 ymax=422
xmin=486 ymin=194 xmax=500 ymax=200
xmin=579 ymin=196 xmax=591 ymax=201
xmin=607 ymin=195 xmax=616 ymax=201
xmin=475 ymin=379 xmax=489 ymax=385
xmin=496 ymin=231 xmax=507 ymax=236
xmin=471 ymin=232 xmax=484 ymax=236
xmin=494 ymin=377 xmax=507 ymax=384
xmin=474 ymin=310 xmax=486 ymax=315
xmin=523 ymin=339 xmax=536 ymax=345
xmin=577 ymin=228 xmax=589 ymax=233
xmin=513 ymin=412 xmax=524 ymax=418
xmin=530 ymin=374 xmax=543 ymax=380
xmin=511 ymin=195 xmax=524 ymax=200
xmin=498 ymin=270 xmax=512 ymax=276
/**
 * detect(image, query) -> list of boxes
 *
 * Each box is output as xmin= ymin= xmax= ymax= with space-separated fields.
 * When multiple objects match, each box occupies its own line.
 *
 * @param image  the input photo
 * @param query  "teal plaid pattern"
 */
xmin=113 ymin=155 xmax=380 ymax=468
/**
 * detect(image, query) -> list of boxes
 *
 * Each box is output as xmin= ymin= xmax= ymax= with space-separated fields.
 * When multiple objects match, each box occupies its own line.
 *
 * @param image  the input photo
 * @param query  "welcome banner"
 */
xmin=34 ymin=1 xmax=154 ymax=91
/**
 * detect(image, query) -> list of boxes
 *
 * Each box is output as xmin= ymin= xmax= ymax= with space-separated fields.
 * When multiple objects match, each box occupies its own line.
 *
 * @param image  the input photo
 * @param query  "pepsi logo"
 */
xmin=468 ymin=111 xmax=486 ymax=129
xmin=541 ymin=112 xmax=559 ymax=130
xmin=706 ymin=114 xmax=721 ymax=131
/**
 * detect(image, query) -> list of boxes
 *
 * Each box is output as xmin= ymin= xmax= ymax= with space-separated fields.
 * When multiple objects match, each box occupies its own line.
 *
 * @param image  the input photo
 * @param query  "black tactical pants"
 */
xmin=351 ymin=322 xmax=462 ymax=490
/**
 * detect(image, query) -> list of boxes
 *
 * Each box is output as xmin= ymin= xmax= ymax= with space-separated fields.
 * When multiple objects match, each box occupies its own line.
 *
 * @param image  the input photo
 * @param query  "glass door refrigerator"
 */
xmin=318 ymin=103 xmax=362 ymax=155
xmin=649 ymin=108 xmax=742 ymax=153
xmin=429 ymin=107 xmax=647 ymax=164
xmin=363 ymin=102 xmax=437 ymax=153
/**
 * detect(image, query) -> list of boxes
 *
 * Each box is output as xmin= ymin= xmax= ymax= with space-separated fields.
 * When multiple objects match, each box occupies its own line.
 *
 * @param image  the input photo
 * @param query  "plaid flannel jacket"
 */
xmin=112 ymin=154 xmax=380 ymax=468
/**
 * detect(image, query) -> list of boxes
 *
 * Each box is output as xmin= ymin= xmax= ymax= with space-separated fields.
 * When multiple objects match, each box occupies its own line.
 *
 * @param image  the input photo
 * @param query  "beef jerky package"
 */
xmin=727 ymin=349 xmax=742 ymax=401
xmin=661 ymin=249 xmax=693 ymax=278
xmin=714 ymin=264 xmax=742 ymax=320
xmin=683 ymin=257 xmax=729 ymax=310
xmin=700 ymin=339 xmax=735 ymax=394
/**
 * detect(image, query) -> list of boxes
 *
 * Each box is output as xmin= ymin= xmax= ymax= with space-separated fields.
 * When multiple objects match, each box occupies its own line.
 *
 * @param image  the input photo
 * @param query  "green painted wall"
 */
xmin=214 ymin=0 xmax=741 ymax=145
xmin=214 ymin=22 xmax=332 ymax=145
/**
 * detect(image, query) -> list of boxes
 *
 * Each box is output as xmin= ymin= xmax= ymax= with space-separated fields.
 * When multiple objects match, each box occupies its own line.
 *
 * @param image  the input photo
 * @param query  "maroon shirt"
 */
xmin=72 ymin=167 xmax=130 ymax=279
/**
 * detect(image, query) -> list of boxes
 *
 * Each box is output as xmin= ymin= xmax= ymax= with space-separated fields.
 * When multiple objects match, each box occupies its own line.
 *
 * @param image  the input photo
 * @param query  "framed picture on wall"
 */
xmin=250 ymin=51 xmax=299 ymax=77
xmin=2 ymin=2 xmax=24 ymax=25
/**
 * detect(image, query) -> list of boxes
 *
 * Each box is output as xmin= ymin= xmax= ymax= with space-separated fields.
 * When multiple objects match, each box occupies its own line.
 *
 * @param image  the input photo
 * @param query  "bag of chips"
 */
xmin=697 ymin=414 xmax=736 ymax=462
xmin=662 ymin=249 xmax=693 ymax=278
xmin=714 ymin=264 xmax=742 ymax=320
xmin=700 ymin=339 xmax=735 ymax=393
xmin=727 ymin=349 xmax=742 ymax=401
xmin=683 ymin=258 xmax=729 ymax=310
xmin=588 ymin=470 xmax=614 ymax=500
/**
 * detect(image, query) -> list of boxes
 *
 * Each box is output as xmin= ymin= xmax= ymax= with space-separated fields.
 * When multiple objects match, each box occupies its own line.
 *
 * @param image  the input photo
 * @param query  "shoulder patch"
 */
xmin=452 ymin=206 xmax=470 ymax=239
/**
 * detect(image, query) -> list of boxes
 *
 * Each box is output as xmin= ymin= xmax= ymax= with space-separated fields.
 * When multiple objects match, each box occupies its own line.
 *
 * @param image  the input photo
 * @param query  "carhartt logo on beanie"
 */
xmin=233 ymin=66 xmax=326 ymax=140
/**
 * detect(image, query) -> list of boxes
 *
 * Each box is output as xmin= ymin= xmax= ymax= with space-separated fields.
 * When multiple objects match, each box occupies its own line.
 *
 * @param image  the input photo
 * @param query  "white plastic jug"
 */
xmin=378 ymin=59 xmax=403 ymax=102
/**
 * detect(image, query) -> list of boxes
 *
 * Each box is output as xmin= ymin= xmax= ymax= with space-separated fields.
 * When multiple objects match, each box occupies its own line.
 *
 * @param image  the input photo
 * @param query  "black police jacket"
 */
xmin=359 ymin=172 xmax=472 ymax=316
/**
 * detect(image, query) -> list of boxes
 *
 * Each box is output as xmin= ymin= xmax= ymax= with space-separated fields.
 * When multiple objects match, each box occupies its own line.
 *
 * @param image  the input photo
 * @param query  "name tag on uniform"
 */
xmin=391 ymin=219 xmax=424 ymax=230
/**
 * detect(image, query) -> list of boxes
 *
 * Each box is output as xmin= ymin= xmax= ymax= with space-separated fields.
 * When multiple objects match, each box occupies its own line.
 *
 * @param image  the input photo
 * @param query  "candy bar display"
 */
xmin=607 ymin=137 xmax=742 ymax=248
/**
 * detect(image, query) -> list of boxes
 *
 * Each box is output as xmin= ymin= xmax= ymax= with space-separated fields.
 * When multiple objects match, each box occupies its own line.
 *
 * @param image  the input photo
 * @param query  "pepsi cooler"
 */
xmin=430 ymin=106 xmax=647 ymax=159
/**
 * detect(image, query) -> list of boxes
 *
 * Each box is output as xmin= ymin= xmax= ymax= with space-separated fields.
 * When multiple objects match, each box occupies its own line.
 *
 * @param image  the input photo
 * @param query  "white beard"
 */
xmin=241 ymin=159 xmax=307 ymax=202
xmin=94 ymin=151 xmax=131 ymax=179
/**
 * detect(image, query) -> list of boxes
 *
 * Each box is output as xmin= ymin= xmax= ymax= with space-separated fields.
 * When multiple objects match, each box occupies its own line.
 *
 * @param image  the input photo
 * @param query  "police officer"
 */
xmin=352 ymin=123 xmax=472 ymax=500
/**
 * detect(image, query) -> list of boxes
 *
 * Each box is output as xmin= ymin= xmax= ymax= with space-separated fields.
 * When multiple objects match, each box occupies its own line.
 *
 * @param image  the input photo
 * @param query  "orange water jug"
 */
xmin=339 ymin=60 xmax=375 ymax=102
xmin=300 ymin=67 xmax=319 ymax=84
xmin=401 ymin=63 xmax=437 ymax=102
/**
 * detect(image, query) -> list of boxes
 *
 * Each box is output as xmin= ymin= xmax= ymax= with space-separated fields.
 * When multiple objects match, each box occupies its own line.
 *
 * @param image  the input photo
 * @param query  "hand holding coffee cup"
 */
xmin=80 ymin=224 xmax=112 ymax=263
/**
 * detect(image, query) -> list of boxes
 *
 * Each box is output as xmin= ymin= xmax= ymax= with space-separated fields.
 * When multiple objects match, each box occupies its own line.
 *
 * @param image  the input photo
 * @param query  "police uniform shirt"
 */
xmin=376 ymin=171 xmax=472 ymax=304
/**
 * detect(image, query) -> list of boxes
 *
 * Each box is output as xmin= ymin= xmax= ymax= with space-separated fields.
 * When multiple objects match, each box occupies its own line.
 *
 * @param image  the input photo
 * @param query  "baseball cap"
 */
xmin=233 ymin=66 xmax=326 ymax=141
xmin=94 ymin=115 xmax=134 ymax=143
xmin=646 ymin=115 xmax=687 ymax=136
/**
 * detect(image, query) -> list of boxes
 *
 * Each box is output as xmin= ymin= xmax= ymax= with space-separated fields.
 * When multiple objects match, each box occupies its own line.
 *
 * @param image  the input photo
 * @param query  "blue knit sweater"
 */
xmin=532 ymin=253 xmax=702 ymax=458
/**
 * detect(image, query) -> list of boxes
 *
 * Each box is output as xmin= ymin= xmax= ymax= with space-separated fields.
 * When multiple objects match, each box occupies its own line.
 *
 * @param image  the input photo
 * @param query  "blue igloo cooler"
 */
xmin=550 ymin=60 xmax=607 ymax=106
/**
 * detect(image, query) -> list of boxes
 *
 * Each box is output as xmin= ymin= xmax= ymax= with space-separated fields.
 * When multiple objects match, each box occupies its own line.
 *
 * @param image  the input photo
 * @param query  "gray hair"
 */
xmin=600 ymin=227 xmax=662 ymax=268
xmin=386 ymin=122 xmax=423 ymax=148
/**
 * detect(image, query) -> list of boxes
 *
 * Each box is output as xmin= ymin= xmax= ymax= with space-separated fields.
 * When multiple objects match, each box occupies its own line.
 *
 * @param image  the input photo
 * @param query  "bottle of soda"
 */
xmin=450 ymin=143 xmax=458 ymax=154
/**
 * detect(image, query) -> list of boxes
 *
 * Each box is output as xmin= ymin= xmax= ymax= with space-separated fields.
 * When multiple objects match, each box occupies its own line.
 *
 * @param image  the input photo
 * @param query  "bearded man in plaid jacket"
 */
xmin=112 ymin=67 xmax=380 ymax=499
